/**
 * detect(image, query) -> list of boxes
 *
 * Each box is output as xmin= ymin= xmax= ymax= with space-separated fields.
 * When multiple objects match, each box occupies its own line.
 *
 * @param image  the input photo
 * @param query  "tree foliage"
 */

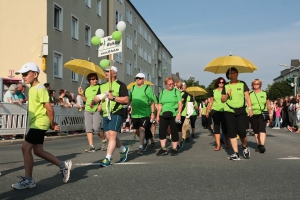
xmin=268 ymin=81 xmax=293 ymax=100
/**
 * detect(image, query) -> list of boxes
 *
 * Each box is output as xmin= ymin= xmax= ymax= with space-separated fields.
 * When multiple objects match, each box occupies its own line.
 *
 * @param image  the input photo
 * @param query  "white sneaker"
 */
xmin=59 ymin=160 xmax=72 ymax=183
xmin=11 ymin=176 xmax=36 ymax=189
xmin=243 ymin=147 xmax=250 ymax=159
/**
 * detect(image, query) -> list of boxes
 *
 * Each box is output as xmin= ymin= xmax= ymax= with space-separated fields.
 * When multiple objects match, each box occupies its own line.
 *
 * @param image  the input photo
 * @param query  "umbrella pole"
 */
xmin=80 ymin=69 xmax=86 ymax=87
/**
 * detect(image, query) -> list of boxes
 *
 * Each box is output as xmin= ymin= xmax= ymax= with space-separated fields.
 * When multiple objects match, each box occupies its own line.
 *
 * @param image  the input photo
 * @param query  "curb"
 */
xmin=0 ymin=133 xmax=86 ymax=146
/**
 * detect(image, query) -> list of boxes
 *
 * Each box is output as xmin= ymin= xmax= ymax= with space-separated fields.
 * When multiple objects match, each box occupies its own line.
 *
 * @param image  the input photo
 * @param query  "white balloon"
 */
xmin=117 ymin=21 xmax=126 ymax=32
xmin=95 ymin=29 xmax=105 ymax=38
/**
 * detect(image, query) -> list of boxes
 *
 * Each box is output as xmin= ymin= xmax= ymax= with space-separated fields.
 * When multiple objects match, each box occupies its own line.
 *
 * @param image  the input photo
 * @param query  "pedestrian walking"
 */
xmin=249 ymin=79 xmax=272 ymax=153
xmin=221 ymin=67 xmax=253 ymax=160
xmin=78 ymin=73 xmax=107 ymax=152
xmin=91 ymin=66 xmax=129 ymax=167
xmin=12 ymin=62 xmax=72 ymax=189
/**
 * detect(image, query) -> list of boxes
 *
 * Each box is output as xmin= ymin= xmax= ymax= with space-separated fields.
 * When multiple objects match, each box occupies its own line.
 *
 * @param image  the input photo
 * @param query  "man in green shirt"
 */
xmin=129 ymin=73 xmax=157 ymax=155
xmin=12 ymin=62 xmax=72 ymax=189
xmin=91 ymin=66 xmax=129 ymax=167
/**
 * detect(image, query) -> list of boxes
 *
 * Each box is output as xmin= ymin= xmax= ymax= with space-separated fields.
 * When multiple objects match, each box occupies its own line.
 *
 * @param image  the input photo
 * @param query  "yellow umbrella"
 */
xmin=186 ymin=86 xmax=207 ymax=97
xmin=64 ymin=59 xmax=105 ymax=86
xmin=204 ymin=55 xmax=258 ymax=74
xmin=127 ymin=80 xmax=154 ymax=90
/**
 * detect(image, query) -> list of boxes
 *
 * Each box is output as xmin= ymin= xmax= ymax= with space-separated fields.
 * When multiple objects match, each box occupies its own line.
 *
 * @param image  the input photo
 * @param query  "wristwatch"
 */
xmin=112 ymin=96 xmax=116 ymax=101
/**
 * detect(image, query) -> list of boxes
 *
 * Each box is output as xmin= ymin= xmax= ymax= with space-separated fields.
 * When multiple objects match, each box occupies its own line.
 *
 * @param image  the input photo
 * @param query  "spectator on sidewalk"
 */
xmin=3 ymin=84 xmax=22 ymax=105
xmin=16 ymin=83 xmax=26 ymax=103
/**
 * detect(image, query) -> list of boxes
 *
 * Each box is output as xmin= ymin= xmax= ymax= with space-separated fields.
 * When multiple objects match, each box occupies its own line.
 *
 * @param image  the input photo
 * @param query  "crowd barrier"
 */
xmin=0 ymin=103 xmax=85 ymax=136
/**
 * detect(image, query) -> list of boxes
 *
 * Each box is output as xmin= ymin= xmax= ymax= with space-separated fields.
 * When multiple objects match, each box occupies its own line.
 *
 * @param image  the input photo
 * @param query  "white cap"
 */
xmin=15 ymin=62 xmax=40 ymax=75
xmin=135 ymin=73 xmax=145 ymax=78
xmin=104 ymin=66 xmax=118 ymax=72
xmin=182 ymin=82 xmax=186 ymax=86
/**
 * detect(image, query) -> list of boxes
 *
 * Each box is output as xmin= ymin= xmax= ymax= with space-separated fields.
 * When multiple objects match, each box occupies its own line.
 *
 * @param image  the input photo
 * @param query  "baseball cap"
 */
xmin=15 ymin=62 xmax=40 ymax=75
xmin=104 ymin=66 xmax=118 ymax=72
xmin=135 ymin=73 xmax=145 ymax=79
xmin=182 ymin=82 xmax=186 ymax=86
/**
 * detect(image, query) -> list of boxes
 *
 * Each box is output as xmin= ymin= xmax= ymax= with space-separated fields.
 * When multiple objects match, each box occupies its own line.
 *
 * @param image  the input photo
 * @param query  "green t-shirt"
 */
xmin=222 ymin=81 xmax=249 ymax=113
xmin=159 ymin=88 xmax=182 ymax=116
xmin=209 ymin=89 xmax=225 ymax=112
xmin=100 ymin=80 xmax=128 ymax=117
xmin=129 ymin=84 xmax=157 ymax=118
xmin=16 ymin=91 xmax=25 ymax=101
xmin=28 ymin=83 xmax=50 ymax=130
xmin=181 ymin=91 xmax=193 ymax=116
xmin=249 ymin=90 xmax=268 ymax=115
xmin=201 ymin=103 xmax=207 ymax=115
xmin=84 ymin=84 xmax=100 ymax=112
xmin=192 ymin=101 xmax=198 ymax=116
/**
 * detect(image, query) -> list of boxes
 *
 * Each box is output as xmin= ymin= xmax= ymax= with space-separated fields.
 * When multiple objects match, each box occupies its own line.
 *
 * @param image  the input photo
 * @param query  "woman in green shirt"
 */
xmin=206 ymin=77 xmax=229 ymax=151
xmin=156 ymin=77 xmax=182 ymax=156
xmin=249 ymin=79 xmax=272 ymax=153
xmin=221 ymin=67 xmax=253 ymax=161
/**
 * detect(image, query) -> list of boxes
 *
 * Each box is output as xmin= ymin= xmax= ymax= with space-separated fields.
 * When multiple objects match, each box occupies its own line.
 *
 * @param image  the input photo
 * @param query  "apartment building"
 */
xmin=0 ymin=0 xmax=172 ymax=95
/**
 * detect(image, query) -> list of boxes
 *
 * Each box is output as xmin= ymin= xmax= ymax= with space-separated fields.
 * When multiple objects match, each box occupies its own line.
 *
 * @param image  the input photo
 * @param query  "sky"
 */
xmin=130 ymin=0 xmax=300 ymax=89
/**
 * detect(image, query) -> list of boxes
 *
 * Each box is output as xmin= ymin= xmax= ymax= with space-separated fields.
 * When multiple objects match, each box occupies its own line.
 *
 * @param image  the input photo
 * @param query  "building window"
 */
xmin=126 ymin=34 xmax=132 ymax=50
xmin=71 ymin=16 xmax=78 ymax=40
xmin=148 ymin=53 xmax=151 ymax=64
xmin=143 ymin=28 xmax=147 ymax=40
xmin=138 ymin=45 xmax=143 ymax=57
xmin=54 ymin=4 xmax=63 ymax=31
xmin=134 ymin=53 xmax=137 ymax=69
xmin=154 ymin=42 xmax=158 ymax=51
xmin=71 ymin=71 xmax=78 ymax=82
xmin=143 ymin=49 xmax=147 ymax=61
xmin=96 ymin=0 xmax=102 ymax=17
xmin=85 ymin=25 xmax=91 ymax=46
xmin=85 ymin=0 xmax=91 ymax=8
xmin=126 ymin=61 xmax=132 ymax=76
xmin=115 ymin=10 xmax=122 ymax=30
xmin=148 ymin=35 xmax=152 ymax=45
xmin=53 ymin=52 xmax=63 ymax=78
xmin=115 ymin=52 xmax=122 ymax=63
xmin=126 ymin=7 xmax=132 ymax=25
xmin=134 ymin=29 xmax=137 ymax=45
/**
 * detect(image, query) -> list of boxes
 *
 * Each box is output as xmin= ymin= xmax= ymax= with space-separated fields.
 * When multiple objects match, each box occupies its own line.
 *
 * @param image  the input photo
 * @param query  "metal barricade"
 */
xmin=0 ymin=103 xmax=85 ymax=136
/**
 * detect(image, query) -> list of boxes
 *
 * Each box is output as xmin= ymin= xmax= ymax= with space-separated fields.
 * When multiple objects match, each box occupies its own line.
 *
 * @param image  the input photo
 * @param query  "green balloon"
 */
xmin=112 ymin=31 xmax=122 ymax=41
xmin=91 ymin=36 xmax=101 ymax=45
xmin=100 ymin=59 xmax=110 ymax=69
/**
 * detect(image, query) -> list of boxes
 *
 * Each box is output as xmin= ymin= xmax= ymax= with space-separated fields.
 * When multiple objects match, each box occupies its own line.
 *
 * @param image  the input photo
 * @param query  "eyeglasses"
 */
xmin=89 ymin=78 xmax=97 ymax=81
xmin=253 ymin=83 xmax=260 ymax=85
xmin=166 ymin=83 xmax=174 ymax=86
xmin=135 ymin=77 xmax=144 ymax=80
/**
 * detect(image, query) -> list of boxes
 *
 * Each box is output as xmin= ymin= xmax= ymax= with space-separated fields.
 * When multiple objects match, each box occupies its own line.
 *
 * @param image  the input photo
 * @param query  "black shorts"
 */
xmin=249 ymin=114 xmax=267 ymax=133
xmin=132 ymin=117 xmax=150 ymax=129
xmin=25 ymin=129 xmax=47 ymax=145
xmin=190 ymin=115 xmax=197 ymax=128
xmin=224 ymin=112 xmax=248 ymax=139
xmin=176 ymin=116 xmax=186 ymax=132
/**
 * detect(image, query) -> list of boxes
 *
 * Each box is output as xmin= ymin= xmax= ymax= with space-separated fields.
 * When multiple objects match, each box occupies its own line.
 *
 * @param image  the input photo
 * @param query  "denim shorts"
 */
xmin=103 ymin=115 xmax=123 ymax=133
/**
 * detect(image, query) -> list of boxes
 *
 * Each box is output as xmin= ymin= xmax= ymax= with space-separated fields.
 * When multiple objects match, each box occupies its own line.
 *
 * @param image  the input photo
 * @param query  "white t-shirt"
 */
xmin=3 ymin=90 xmax=19 ymax=102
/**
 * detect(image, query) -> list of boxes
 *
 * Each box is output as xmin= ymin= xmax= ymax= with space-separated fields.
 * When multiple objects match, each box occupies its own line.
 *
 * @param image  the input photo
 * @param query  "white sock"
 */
xmin=106 ymin=154 xmax=112 ymax=161
xmin=139 ymin=145 xmax=143 ymax=149
xmin=119 ymin=145 xmax=125 ymax=152
xmin=144 ymin=139 xmax=147 ymax=143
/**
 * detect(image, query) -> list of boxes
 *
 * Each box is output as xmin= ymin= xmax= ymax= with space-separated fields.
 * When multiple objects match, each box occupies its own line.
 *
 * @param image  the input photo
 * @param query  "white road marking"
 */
xmin=75 ymin=162 xmax=149 ymax=166
xmin=278 ymin=156 xmax=300 ymax=160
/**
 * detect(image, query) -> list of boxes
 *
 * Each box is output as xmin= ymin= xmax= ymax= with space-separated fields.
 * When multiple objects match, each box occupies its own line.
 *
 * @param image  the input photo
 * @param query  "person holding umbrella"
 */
xmin=221 ymin=67 xmax=253 ymax=160
xmin=206 ymin=77 xmax=229 ymax=151
xmin=78 ymin=73 xmax=107 ymax=152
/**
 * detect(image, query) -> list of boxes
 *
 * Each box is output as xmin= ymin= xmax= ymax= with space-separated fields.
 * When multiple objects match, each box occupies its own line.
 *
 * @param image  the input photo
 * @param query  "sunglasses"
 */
xmin=89 ymin=78 xmax=97 ymax=81
xmin=21 ymin=72 xmax=31 ymax=77
xmin=253 ymin=83 xmax=260 ymax=85
xmin=135 ymin=77 xmax=144 ymax=80
xmin=219 ymin=81 xmax=224 ymax=84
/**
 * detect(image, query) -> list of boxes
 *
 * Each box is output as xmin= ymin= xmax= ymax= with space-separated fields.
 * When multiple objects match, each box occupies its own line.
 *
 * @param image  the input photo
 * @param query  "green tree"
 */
xmin=184 ymin=77 xmax=205 ymax=103
xmin=268 ymin=81 xmax=293 ymax=100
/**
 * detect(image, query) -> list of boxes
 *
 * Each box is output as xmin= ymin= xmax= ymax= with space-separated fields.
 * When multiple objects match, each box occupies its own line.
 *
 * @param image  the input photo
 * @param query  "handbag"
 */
xmin=162 ymin=111 xmax=173 ymax=119
xmin=254 ymin=93 xmax=270 ymax=121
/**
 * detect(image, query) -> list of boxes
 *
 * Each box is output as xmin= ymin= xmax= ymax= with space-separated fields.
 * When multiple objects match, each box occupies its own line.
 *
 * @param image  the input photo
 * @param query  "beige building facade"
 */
xmin=0 ymin=0 xmax=172 ymax=96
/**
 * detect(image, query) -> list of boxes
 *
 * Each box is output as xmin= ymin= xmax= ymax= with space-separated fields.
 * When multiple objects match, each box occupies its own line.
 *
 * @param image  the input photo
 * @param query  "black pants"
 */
xmin=211 ymin=110 xmax=227 ymax=134
xmin=145 ymin=120 xmax=153 ymax=140
xmin=159 ymin=116 xmax=179 ymax=142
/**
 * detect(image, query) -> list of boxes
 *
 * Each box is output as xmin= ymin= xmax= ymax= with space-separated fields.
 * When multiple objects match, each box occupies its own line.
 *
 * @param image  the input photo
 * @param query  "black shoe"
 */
xmin=185 ymin=138 xmax=190 ymax=143
xmin=156 ymin=148 xmax=168 ymax=156
xmin=259 ymin=145 xmax=266 ymax=153
xmin=191 ymin=134 xmax=195 ymax=138
xmin=170 ymin=149 xmax=178 ymax=156
xmin=180 ymin=139 xmax=185 ymax=147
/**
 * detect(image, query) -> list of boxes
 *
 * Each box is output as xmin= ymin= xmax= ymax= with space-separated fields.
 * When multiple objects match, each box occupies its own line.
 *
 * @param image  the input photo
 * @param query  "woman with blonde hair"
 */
xmin=249 ymin=79 xmax=272 ymax=153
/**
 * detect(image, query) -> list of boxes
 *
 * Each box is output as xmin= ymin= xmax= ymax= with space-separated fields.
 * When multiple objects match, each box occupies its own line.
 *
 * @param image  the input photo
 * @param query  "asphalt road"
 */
xmin=1 ymin=118 xmax=300 ymax=200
